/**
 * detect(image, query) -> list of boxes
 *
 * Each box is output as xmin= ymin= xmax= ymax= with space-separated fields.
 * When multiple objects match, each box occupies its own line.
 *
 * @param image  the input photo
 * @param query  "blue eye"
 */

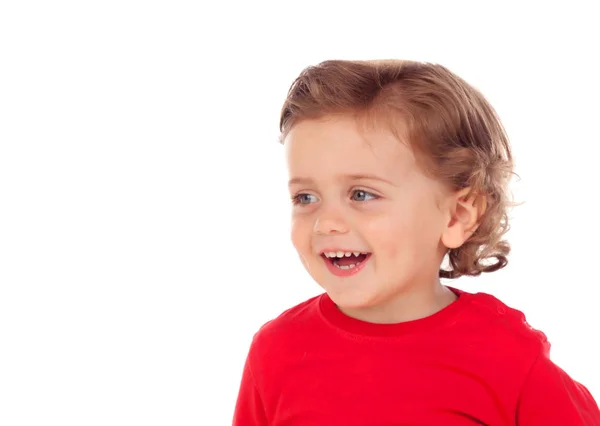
xmin=351 ymin=190 xmax=377 ymax=202
xmin=293 ymin=193 xmax=318 ymax=205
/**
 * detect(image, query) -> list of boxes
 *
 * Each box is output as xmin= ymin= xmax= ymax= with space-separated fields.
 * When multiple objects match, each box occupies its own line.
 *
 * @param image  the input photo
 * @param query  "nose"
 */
xmin=313 ymin=204 xmax=349 ymax=235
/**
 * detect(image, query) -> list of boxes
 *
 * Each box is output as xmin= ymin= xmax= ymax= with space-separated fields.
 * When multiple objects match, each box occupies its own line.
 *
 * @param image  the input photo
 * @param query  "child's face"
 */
xmin=285 ymin=115 xmax=450 ymax=310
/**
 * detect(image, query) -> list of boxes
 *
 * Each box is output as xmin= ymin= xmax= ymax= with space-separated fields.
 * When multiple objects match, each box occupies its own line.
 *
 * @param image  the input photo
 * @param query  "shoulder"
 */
xmin=248 ymin=293 xmax=324 ymax=359
xmin=455 ymin=288 xmax=551 ymax=358
xmin=448 ymin=288 xmax=553 ymax=399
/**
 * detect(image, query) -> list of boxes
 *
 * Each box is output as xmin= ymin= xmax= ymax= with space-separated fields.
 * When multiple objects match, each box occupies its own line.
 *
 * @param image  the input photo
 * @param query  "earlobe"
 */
xmin=441 ymin=188 xmax=486 ymax=249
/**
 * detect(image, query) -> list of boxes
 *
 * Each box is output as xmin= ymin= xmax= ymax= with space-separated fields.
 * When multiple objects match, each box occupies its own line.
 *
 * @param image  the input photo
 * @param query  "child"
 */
xmin=232 ymin=59 xmax=600 ymax=425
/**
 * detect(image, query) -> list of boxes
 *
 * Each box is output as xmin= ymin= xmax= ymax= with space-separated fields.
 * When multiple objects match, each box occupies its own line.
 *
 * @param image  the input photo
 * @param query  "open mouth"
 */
xmin=321 ymin=251 xmax=370 ymax=270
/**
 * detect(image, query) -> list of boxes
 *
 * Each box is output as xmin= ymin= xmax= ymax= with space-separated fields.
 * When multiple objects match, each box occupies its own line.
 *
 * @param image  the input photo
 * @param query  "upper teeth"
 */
xmin=324 ymin=251 xmax=366 ymax=258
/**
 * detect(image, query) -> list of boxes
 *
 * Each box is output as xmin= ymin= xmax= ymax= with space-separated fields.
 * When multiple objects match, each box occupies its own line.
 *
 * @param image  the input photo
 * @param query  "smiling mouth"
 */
xmin=322 ymin=251 xmax=370 ymax=270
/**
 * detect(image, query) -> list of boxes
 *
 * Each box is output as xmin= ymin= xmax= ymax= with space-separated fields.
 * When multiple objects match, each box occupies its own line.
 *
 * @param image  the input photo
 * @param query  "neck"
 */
xmin=337 ymin=280 xmax=457 ymax=324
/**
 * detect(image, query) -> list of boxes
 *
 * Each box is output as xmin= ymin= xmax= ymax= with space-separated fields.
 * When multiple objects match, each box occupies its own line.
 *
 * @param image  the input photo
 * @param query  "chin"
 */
xmin=322 ymin=283 xmax=380 ymax=310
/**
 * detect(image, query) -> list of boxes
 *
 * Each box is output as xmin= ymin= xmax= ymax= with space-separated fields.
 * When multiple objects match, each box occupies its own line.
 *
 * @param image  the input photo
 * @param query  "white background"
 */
xmin=1 ymin=1 xmax=599 ymax=425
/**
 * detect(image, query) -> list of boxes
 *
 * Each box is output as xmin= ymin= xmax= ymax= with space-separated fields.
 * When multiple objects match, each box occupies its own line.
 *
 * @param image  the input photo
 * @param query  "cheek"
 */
xmin=290 ymin=215 xmax=311 ymax=252
xmin=363 ymin=207 xmax=434 ymax=258
xmin=291 ymin=216 xmax=315 ymax=273
xmin=362 ymin=215 xmax=406 ymax=258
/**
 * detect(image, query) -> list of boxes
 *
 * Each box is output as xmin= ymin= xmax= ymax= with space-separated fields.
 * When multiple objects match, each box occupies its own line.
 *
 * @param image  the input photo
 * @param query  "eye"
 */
xmin=351 ymin=189 xmax=377 ymax=202
xmin=292 ymin=193 xmax=318 ymax=205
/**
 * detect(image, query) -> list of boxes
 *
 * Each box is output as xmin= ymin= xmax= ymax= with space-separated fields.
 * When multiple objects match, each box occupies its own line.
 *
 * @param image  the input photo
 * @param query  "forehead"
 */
xmin=284 ymin=115 xmax=416 ymax=180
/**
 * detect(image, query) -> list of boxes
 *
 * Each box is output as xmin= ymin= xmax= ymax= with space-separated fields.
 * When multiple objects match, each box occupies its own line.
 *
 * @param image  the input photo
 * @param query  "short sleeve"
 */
xmin=232 ymin=346 xmax=268 ymax=426
xmin=516 ymin=353 xmax=600 ymax=425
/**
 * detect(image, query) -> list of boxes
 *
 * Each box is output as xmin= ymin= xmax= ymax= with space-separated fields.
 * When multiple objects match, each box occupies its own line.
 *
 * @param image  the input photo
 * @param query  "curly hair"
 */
xmin=279 ymin=59 xmax=514 ymax=279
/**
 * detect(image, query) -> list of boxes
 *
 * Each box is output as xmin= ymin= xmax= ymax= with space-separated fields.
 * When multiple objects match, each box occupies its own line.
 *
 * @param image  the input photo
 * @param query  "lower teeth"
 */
xmin=334 ymin=261 xmax=361 ymax=270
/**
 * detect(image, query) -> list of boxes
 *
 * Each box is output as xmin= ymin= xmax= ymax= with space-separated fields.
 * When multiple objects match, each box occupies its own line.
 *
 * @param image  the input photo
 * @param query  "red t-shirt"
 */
xmin=233 ymin=288 xmax=600 ymax=425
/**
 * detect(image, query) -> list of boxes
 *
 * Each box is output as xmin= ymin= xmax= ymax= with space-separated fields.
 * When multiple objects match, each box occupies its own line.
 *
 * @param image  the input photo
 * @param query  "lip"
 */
xmin=322 ymin=253 xmax=372 ymax=277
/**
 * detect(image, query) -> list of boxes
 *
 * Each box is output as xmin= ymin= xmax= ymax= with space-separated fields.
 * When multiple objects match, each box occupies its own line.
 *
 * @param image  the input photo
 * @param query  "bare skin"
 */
xmin=285 ymin=115 xmax=483 ymax=324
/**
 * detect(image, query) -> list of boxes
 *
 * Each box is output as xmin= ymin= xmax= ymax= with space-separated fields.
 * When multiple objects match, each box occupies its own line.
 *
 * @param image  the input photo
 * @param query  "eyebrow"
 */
xmin=288 ymin=174 xmax=397 ymax=187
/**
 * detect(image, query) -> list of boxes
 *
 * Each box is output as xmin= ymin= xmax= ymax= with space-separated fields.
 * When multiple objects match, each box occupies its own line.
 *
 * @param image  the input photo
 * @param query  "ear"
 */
xmin=441 ymin=188 xmax=487 ymax=249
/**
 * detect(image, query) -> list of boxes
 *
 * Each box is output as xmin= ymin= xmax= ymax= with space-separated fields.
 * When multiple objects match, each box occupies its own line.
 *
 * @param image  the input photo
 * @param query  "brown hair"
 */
xmin=279 ymin=59 xmax=514 ymax=279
